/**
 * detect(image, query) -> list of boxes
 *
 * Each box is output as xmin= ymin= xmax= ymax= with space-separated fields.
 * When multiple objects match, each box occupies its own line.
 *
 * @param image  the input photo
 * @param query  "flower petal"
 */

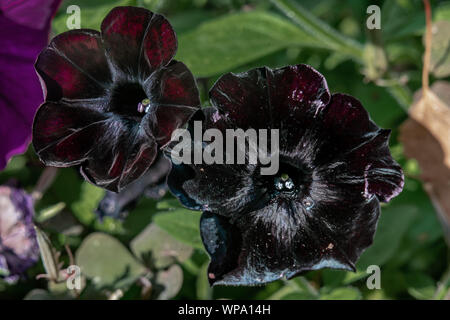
xmin=201 ymin=196 xmax=379 ymax=286
xmin=268 ymin=64 xmax=331 ymax=126
xmin=210 ymin=67 xmax=272 ymax=129
xmin=143 ymin=61 xmax=200 ymax=145
xmin=0 ymin=186 xmax=39 ymax=277
xmin=147 ymin=105 xmax=199 ymax=146
xmin=144 ymin=61 xmax=200 ymax=108
xmin=317 ymin=94 xmax=404 ymax=202
xmin=164 ymin=108 xmax=264 ymax=213
xmin=96 ymin=155 xmax=170 ymax=220
xmin=32 ymin=101 xmax=109 ymax=166
xmin=142 ymin=13 xmax=177 ymax=70
xmin=80 ymin=122 xmax=158 ymax=192
xmin=101 ymin=6 xmax=176 ymax=80
xmin=0 ymin=0 xmax=61 ymax=170
xmin=209 ymin=64 xmax=330 ymax=131
xmin=35 ymin=29 xmax=111 ymax=101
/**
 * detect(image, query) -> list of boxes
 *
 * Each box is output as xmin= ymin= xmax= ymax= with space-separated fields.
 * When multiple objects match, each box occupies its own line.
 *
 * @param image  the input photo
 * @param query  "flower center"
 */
xmin=110 ymin=83 xmax=148 ymax=119
xmin=265 ymin=161 xmax=312 ymax=198
xmin=274 ymin=173 xmax=295 ymax=191
xmin=137 ymin=98 xmax=151 ymax=113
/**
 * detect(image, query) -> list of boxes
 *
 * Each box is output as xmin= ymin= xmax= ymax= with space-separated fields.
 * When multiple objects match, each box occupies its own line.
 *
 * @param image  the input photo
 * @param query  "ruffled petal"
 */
xmin=209 ymin=67 xmax=272 ymax=129
xmin=268 ymin=64 xmax=330 ymax=126
xmin=100 ymin=6 xmax=176 ymax=80
xmin=201 ymin=196 xmax=379 ymax=286
xmin=35 ymin=29 xmax=111 ymax=101
xmin=209 ymin=64 xmax=330 ymax=132
xmin=316 ymin=94 xmax=404 ymax=202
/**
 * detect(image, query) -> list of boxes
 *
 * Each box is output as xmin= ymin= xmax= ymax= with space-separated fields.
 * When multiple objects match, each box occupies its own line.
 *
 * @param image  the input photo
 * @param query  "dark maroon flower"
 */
xmin=0 ymin=0 xmax=61 ymax=170
xmin=165 ymin=64 xmax=404 ymax=286
xmin=32 ymin=6 xmax=200 ymax=192
xmin=0 ymin=186 xmax=39 ymax=281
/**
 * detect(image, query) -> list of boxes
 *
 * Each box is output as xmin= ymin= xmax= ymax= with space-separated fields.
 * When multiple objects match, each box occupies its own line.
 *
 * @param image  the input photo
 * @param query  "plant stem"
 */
xmin=271 ymin=0 xmax=364 ymax=61
xmin=32 ymin=167 xmax=58 ymax=201
xmin=271 ymin=0 xmax=413 ymax=111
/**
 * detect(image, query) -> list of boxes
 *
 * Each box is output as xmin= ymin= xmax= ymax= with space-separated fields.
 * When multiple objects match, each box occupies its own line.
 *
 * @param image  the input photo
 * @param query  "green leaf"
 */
xmin=75 ymin=232 xmax=146 ymax=289
xmin=381 ymin=0 xmax=425 ymax=41
xmin=153 ymin=204 xmax=203 ymax=249
xmin=154 ymin=265 xmax=184 ymax=300
xmin=130 ymin=223 xmax=193 ymax=269
xmin=71 ymin=182 xmax=105 ymax=225
xmin=70 ymin=182 xmax=123 ymax=234
xmin=278 ymin=291 xmax=317 ymax=300
xmin=405 ymin=272 xmax=436 ymax=300
xmin=176 ymin=10 xmax=321 ymax=77
xmin=196 ymin=261 xmax=213 ymax=300
xmin=322 ymin=269 xmax=368 ymax=288
xmin=357 ymin=203 xmax=419 ymax=270
xmin=320 ymin=287 xmax=361 ymax=300
xmin=24 ymin=289 xmax=56 ymax=300
xmin=35 ymin=226 xmax=60 ymax=282
xmin=270 ymin=0 xmax=363 ymax=60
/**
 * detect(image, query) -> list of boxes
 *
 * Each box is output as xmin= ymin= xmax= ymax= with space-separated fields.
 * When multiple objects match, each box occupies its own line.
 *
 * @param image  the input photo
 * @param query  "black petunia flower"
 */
xmin=32 ymin=6 xmax=200 ymax=192
xmin=165 ymin=64 xmax=404 ymax=286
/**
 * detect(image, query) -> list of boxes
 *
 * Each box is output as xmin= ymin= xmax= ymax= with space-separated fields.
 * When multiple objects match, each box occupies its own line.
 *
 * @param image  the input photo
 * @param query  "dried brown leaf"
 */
xmin=400 ymin=81 xmax=450 ymax=244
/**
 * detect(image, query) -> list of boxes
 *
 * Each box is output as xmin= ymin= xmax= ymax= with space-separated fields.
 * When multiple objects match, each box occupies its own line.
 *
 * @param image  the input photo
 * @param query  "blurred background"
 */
xmin=0 ymin=0 xmax=449 ymax=300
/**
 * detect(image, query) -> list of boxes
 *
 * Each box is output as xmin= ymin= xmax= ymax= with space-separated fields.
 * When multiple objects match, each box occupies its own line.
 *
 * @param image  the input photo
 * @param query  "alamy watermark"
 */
xmin=366 ymin=5 xmax=381 ymax=30
xmin=66 ymin=265 xmax=81 ymax=290
xmin=366 ymin=265 xmax=381 ymax=290
xmin=170 ymin=121 xmax=280 ymax=175
xmin=66 ymin=5 xmax=81 ymax=30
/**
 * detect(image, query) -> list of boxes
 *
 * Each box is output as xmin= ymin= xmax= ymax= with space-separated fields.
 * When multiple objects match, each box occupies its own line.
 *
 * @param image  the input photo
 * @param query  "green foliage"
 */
xmin=177 ymin=10 xmax=321 ymax=77
xmin=75 ymin=232 xmax=147 ymax=289
xmin=153 ymin=201 xmax=204 ymax=249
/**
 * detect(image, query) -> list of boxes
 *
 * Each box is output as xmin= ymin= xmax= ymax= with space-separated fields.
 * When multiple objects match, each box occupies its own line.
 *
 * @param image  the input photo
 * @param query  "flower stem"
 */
xmin=32 ymin=167 xmax=58 ymax=201
xmin=270 ymin=0 xmax=364 ymax=61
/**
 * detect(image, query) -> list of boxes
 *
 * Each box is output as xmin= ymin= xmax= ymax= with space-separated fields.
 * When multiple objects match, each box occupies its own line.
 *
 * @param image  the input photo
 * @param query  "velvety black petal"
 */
xmin=32 ymin=101 xmax=109 ymax=166
xmin=144 ymin=61 xmax=199 ymax=107
xmin=101 ymin=6 xmax=176 ymax=80
xmin=33 ymin=100 xmax=157 ymax=192
xmin=167 ymin=162 xmax=263 ymax=215
xmin=35 ymin=29 xmax=111 ymax=101
xmin=80 ymin=119 xmax=158 ymax=192
xmin=164 ymin=108 xmax=263 ymax=214
xmin=209 ymin=67 xmax=272 ymax=129
xmin=209 ymin=64 xmax=330 ymax=132
xmin=142 ymin=60 xmax=200 ymax=145
xmin=317 ymin=94 xmax=404 ymax=202
xmin=201 ymin=195 xmax=379 ymax=286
